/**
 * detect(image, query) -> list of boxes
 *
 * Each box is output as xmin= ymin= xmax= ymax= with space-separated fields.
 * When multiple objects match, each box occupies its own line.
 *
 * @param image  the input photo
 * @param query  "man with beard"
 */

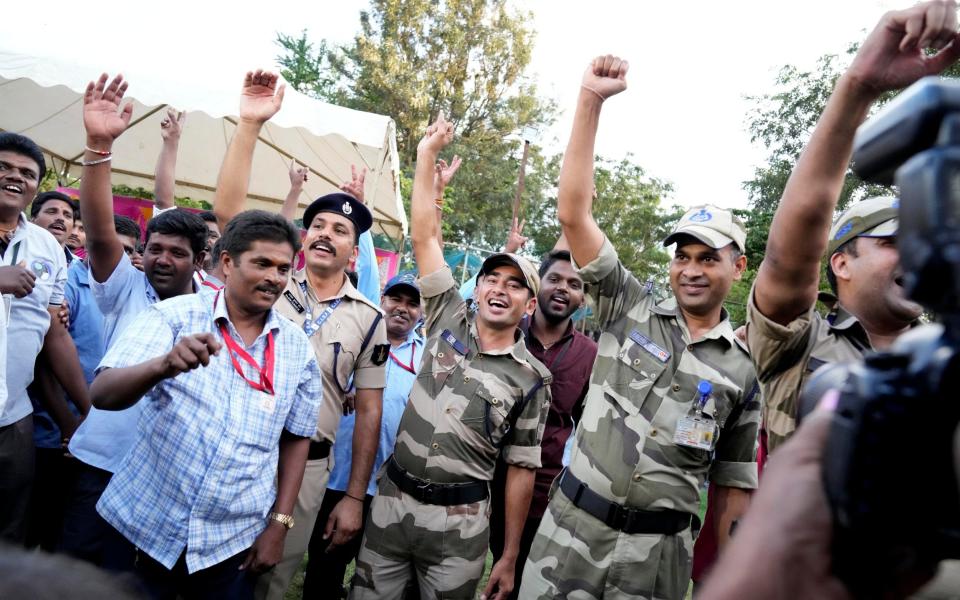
xmin=519 ymin=57 xmax=760 ymax=600
xmin=489 ymin=249 xmax=598 ymax=600
xmin=90 ymin=209 xmax=322 ymax=598
xmin=0 ymin=133 xmax=91 ymax=543
xmin=350 ymin=114 xmax=552 ymax=600
xmin=303 ymin=273 xmax=425 ymax=599
xmin=209 ymin=69 xmax=387 ymax=600
xmin=747 ymin=1 xmax=960 ymax=453
xmin=62 ymin=73 xmax=209 ymax=569
xmin=29 ymin=191 xmax=79 ymax=264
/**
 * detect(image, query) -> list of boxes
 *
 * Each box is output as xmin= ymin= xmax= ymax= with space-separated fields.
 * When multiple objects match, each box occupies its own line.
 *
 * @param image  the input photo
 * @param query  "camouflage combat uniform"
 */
xmin=745 ymin=288 xmax=869 ymax=452
xmin=520 ymin=237 xmax=760 ymax=600
xmin=350 ymin=266 xmax=552 ymax=600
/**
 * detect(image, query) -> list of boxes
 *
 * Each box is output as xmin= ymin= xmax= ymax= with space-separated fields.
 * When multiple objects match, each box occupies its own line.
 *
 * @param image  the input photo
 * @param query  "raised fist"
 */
xmin=581 ymin=54 xmax=629 ymax=101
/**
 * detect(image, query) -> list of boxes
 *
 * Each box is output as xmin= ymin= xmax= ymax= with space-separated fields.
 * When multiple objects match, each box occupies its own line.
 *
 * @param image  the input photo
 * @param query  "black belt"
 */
xmin=387 ymin=458 xmax=488 ymax=506
xmin=559 ymin=469 xmax=699 ymax=535
xmin=308 ymin=440 xmax=331 ymax=461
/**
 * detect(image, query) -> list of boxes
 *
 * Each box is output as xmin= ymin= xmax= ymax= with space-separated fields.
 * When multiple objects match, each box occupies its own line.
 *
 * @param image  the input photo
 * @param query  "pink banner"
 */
xmin=375 ymin=248 xmax=399 ymax=283
xmin=57 ymin=187 xmax=200 ymax=241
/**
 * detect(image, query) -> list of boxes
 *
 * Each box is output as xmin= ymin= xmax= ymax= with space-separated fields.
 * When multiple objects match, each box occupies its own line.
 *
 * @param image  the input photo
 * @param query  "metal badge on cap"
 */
xmin=342 ymin=202 xmax=353 ymax=215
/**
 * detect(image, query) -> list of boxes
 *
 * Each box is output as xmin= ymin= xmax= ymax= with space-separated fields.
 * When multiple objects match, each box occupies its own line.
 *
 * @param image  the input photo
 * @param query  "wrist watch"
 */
xmin=268 ymin=511 xmax=295 ymax=530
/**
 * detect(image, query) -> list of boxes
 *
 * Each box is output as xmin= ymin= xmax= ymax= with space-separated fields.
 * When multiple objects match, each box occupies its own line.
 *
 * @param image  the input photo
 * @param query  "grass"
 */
xmin=285 ymin=488 xmax=708 ymax=599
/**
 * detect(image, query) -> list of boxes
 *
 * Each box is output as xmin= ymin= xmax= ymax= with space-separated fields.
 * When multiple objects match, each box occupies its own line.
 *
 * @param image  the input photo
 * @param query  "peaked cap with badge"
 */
xmin=827 ymin=195 xmax=898 ymax=255
xmin=302 ymin=192 xmax=373 ymax=237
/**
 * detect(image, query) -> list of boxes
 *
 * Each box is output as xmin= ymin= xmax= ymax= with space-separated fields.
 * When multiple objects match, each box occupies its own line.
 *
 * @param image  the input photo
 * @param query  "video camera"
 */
xmin=798 ymin=77 xmax=960 ymax=599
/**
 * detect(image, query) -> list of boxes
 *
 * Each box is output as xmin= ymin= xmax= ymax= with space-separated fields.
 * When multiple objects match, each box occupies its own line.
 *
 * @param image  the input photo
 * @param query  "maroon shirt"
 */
xmin=520 ymin=315 xmax=598 ymax=518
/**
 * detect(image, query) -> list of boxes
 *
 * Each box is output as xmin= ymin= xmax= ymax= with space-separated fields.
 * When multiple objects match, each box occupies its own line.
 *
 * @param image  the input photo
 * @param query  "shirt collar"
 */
xmin=213 ymin=289 xmax=281 ymax=343
xmin=652 ymin=296 xmax=737 ymax=347
xmin=524 ymin=312 xmax=576 ymax=348
xmin=468 ymin=319 xmax=532 ymax=363
xmin=395 ymin=327 xmax=425 ymax=350
xmin=293 ymin=269 xmax=363 ymax=303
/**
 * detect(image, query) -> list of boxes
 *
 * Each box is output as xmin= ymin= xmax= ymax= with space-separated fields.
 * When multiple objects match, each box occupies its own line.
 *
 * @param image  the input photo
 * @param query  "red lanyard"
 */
xmin=215 ymin=292 xmax=275 ymax=395
xmin=389 ymin=343 xmax=416 ymax=375
xmin=202 ymin=279 xmax=223 ymax=291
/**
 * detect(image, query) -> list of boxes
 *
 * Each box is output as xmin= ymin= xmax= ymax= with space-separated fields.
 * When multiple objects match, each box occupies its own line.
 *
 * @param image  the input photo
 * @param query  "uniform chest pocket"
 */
xmin=419 ymin=338 xmax=465 ymax=393
xmin=605 ymin=331 xmax=668 ymax=410
xmin=460 ymin=380 xmax=515 ymax=448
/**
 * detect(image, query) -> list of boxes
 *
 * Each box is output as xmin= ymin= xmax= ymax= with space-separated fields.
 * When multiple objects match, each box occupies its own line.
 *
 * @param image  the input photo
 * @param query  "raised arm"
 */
xmin=280 ymin=160 xmax=308 ymax=222
xmin=212 ymin=70 xmax=285 ymax=231
xmin=80 ymin=73 xmax=133 ymax=283
xmin=411 ymin=114 xmax=454 ymax=277
xmin=754 ymin=0 xmax=960 ymax=325
xmin=557 ymin=56 xmax=628 ymax=267
xmin=432 ymin=155 xmax=460 ymax=251
xmin=154 ymin=108 xmax=185 ymax=210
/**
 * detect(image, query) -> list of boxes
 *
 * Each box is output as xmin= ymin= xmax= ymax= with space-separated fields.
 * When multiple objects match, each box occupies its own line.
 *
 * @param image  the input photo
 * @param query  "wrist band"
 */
xmin=85 ymin=146 xmax=112 ymax=156
xmin=82 ymin=155 xmax=113 ymax=167
xmin=434 ymin=198 xmax=444 ymax=209
xmin=581 ymin=85 xmax=605 ymax=101
xmin=345 ymin=492 xmax=365 ymax=503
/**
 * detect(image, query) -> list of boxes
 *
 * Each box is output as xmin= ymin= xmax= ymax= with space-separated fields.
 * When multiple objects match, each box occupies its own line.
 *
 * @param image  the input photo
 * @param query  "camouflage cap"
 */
xmin=826 ymin=196 xmax=899 ymax=256
xmin=479 ymin=253 xmax=541 ymax=296
xmin=662 ymin=204 xmax=747 ymax=253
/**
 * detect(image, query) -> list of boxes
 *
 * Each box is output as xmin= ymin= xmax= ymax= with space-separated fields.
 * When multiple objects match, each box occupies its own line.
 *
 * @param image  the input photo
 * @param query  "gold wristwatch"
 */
xmin=268 ymin=511 xmax=295 ymax=530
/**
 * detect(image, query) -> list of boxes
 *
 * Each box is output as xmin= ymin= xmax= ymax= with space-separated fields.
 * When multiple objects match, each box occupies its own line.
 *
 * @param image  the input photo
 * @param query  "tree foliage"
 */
xmin=276 ymin=0 xmax=558 ymax=251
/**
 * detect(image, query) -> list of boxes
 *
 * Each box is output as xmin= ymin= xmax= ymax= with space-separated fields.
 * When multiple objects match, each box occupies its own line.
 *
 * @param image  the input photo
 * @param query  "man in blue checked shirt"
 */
xmin=90 ymin=210 xmax=322 ymax=599
xmin=303 ymin=273 xmax=424 ymax=598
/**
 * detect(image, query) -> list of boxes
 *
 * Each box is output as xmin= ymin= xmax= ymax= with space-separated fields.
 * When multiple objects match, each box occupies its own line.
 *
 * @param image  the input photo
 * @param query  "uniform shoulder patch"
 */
xmin=284 ymin=290 xmax=305 ymax=314
xmin=371 ymin=343 xmax=390 ymax=365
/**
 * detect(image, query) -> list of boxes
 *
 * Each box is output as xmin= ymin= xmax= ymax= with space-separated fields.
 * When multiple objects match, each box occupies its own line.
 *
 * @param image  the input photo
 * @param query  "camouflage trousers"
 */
xmin=519 ymin=487 xmax=694 ymax=600
xmin=349 ymin=473 xmax=490 ymax=600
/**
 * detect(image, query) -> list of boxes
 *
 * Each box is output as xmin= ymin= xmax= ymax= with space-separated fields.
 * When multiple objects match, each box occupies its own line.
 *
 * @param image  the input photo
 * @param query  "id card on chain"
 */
xmin=673 ymin=415 xmax=717 ymax=451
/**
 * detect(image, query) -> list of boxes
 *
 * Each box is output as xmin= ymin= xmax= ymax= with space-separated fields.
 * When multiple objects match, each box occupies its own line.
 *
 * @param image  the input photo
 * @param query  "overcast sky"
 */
xmin=8 ymin=0 xmax=903 ymax=209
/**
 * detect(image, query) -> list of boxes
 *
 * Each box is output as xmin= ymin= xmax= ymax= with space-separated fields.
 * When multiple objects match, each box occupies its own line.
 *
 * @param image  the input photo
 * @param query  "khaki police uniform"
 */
xmin=521 ymin=236 xmax=760 ymax=600
xmin=256 ymin=272 xmax=387 ymax=600
xmin=350 ymin=266 xmax=552 ymax=600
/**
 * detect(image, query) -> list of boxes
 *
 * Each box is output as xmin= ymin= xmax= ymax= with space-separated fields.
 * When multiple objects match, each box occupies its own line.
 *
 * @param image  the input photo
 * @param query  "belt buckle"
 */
xmin=607 ymin=504 xmax=628 ymax=530
xmin=417 ymin=479 xmax=435 ymax=501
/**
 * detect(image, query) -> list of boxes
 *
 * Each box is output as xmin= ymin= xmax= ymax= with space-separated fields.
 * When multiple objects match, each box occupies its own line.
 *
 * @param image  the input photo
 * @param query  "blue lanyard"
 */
xmin=301 ymin=281 xmax=343 ymax=337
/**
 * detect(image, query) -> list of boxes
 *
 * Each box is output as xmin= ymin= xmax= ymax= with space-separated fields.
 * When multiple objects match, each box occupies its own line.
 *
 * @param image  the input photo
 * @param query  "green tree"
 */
xmin=276 ymin=0 xmax=557 ymax=251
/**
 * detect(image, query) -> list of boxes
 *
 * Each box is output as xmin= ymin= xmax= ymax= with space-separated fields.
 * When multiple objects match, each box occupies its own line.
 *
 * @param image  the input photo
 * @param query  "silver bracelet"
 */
xmin=81 ymin=155 xmax=113 ymax=167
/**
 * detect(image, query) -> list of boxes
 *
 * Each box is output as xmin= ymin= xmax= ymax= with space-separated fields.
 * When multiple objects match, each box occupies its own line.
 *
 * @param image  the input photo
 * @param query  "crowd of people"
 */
xmin=0 ymin=2 xmax=959 ymax=599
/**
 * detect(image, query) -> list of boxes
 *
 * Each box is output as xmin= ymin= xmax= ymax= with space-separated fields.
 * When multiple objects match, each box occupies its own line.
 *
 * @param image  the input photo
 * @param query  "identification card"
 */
xmin=673 ymin=415 xmax=717 ymax=451
xmin=258 ymin=392 xmax=277 ymax=414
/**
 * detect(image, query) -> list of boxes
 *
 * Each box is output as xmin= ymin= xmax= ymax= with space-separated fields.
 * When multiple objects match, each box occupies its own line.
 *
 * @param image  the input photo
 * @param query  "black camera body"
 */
xmin=798 ymin=77 xmax=960 ymax=598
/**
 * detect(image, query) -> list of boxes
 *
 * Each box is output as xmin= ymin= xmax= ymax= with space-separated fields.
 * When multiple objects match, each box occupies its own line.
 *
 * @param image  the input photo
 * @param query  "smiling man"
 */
xmin=519 ymin=58 xmax=760 ymax=600
xmin=207 ymin=69 xmax=388 ymax=600
xmin=62 ymin=73 xmax=209 ymax=571
xmin=350 ymin=114 xmax=552 ymax=600
xmin=90 ymin=209 xmax=322 ymax=598
xmin=0 ymin=132 xmax=93 ymax=544
xmin=29 ymin=191 xmax=78 ymax=264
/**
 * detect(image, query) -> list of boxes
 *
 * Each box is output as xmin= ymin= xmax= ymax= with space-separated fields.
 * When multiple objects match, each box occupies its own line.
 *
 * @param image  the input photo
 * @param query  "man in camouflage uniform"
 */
xmin=746 ymin=5 xmax=960 ymax=595
xmin=350 ymin=114 xmax=552 ymax=600
xmin=745 ymin=1 xmax=958 ymax=452
xmin=519 ymin=56 xmax=760 ymax=600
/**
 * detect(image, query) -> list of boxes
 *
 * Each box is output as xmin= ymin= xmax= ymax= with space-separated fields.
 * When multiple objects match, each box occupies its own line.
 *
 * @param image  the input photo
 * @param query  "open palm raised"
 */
xmin=239 ymin=69 xmax=285 ymax=124
xmin=83 ymin=73 xmax=134 ymax=144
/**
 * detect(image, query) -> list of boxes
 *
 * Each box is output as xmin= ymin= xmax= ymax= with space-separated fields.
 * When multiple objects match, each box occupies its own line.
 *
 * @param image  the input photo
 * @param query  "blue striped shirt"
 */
xmin=96 ymin=291 xmax=322 ymax=572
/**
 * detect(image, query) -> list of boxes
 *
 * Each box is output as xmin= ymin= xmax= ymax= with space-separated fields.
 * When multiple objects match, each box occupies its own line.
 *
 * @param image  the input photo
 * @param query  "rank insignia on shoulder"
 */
xmin=440 ymin=329 xmax=468 ymax=355
xmin=284 ymin=291 xmax=305 ymax=314
xmin=371 ymin=344 xmax=390 ymax=365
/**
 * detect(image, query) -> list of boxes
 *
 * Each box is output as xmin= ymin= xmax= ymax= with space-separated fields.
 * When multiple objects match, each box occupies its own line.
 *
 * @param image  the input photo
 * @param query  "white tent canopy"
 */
xmin=0 ymin=49 xmax=407 ymax=243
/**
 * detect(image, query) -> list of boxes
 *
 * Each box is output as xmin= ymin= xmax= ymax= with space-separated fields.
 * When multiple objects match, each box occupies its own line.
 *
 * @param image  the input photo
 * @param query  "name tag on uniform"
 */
xmin=673 ymin=415 xmax=717 ymax=451
xmin=440 ymin=329 xmax=468 ymax=356
xmin=258 ymin=392 xmax=276 ymax=414
xmin=629 ymin=330 xmax=671 ymax=363
xmin=283 ymin=291 xmax=305 ymax=314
